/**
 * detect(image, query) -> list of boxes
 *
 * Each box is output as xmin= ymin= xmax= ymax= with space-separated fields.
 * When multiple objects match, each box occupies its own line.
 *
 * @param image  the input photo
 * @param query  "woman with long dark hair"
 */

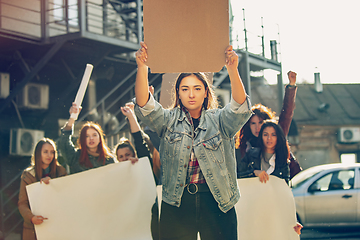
xmin=235 ymin=71 xmax=302 ymax=179
xmin=18 ymin=138 xmax=67 ymax=240
xmin=58 ymin=103 xmax=115 ymax=174
xmin=134 ymin=42 xmax=252 ymax=240
xmin=238 ymin=120 xmax=290 ymax=182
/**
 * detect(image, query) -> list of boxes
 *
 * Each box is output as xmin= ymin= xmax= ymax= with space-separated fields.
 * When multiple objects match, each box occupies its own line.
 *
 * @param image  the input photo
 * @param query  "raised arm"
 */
xmin=121 ymin=102 xmax=141 ymax=133
xmin=278 ymin=71 xmax=297 ymax=136
xmin=135 ymin=42 xmax=150 ymax=107
xmin=58 ymin=103 xmax=81 ymax=167
xmin=64 ymin=102 xmax=81 ymax=131
xmin=225 ymin=45 xmax=246 ymax=105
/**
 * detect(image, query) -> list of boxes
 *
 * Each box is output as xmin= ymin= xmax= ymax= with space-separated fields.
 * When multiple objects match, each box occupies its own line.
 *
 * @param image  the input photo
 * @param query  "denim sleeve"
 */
xmin=134 ymin=94 xmax=171 ymax=138
xmin=229 ymin=96 xmax=252 ymax=113
xmin=137 ymin=93 xmax=155 ymax=117
xmin=218 ymin=96 xmax=253 ymax=138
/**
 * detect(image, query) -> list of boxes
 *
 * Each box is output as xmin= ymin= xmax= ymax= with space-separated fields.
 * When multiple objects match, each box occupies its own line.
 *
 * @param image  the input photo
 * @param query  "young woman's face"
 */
xmin=41 ymin=143 xmax=55 ymax=169
xmin=262 ymin=126 xmax=277 ymax=153
xmin=86 ymin=128 xmax=100 ymax=151
xmin=117 ymin=147 xmax=135 ymax=162
xmin=178 ymin=75 xmax=207 ymax=118
xmin=249 ymin=115 xmax=264 ymax=137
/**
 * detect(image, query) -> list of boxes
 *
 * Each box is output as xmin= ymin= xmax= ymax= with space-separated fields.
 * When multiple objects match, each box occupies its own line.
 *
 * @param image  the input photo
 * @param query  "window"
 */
xmin=53 ymin=0 xmax=78 ymax=27
xmin=309 ymin=169 xmax=355 ymax=192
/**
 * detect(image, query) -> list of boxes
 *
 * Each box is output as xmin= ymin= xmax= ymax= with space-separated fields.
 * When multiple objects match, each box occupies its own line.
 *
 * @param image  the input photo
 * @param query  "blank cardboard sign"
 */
xmin=143 ymin=0 xmax=229 ymax=73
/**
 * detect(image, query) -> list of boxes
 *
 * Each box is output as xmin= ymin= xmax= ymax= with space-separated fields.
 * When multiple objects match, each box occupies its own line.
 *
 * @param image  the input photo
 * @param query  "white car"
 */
xmin=290 ymin=163 xmax=360 ymax=227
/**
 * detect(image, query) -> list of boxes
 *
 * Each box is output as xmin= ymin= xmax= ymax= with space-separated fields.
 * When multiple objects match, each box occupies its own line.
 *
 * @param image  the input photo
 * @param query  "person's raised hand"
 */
xmin=136 ymin=42 xmax=148 ymax=68
xmin=225 ymin=45 xmax=239 ymax=69
xmin=125 ymin=102 xmax=135 ymax=112
xmin=287 ymin=71 xmax=297 ymax=86
xmin=69 ymin=102 xmax=82 ymax=115
xmin=254 ymin=170 xmax=269 ymax=183
xmin=149 ymin=85 xmax=154 ymax=95
xmin=120 ymin=106 xmax=134 ymax=118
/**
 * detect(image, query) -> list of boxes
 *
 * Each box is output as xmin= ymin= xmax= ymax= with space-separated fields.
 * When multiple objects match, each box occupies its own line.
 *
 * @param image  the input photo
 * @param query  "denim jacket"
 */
xmin=135 ymin=94 xmax=252 ymax=213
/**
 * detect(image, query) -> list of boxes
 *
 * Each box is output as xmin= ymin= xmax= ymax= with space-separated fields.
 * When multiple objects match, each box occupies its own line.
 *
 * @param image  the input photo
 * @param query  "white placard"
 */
xmin=26 ymin=157 xmax=156 ymax=240
xmin=236 ymin=176 xmax=300 ymax=240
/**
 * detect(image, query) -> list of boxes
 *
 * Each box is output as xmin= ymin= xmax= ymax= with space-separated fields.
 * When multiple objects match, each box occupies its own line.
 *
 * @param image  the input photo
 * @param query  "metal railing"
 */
xmin=74 ymin=67 xmax=162 ymax=149
xmin=0 ymin=171 xmax=22 ymax=238
xmin=0 ymin=0 xmax=142 ymax=43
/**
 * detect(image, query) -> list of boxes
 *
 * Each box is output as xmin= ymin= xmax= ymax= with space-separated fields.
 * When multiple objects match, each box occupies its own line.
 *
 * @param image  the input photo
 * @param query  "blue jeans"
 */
xmin=159 ymin=186 xmax=237 ymax=240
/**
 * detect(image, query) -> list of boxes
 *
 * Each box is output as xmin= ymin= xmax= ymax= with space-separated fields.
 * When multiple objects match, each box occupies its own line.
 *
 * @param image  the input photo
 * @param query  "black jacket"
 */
xmin=237 ymin=147 xmax=290 ymax=183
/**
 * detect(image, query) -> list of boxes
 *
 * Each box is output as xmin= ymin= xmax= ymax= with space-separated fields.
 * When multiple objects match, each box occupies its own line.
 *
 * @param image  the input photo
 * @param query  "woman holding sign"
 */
xmin=18 ymin=138 xmax=67 ymax=240
xmin=134 ymin=42 xmax=252 ymax=240
xmin=58 ymin=104 xmax=115 ymax=174
xmin=237 ymin=119 xmax=303 ymax=234
xmin=235 ymin=71 xmax=302 ymax=179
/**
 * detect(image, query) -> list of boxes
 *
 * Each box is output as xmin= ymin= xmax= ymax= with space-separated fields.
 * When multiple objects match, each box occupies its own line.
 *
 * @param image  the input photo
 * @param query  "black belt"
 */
xmin=186 ymin=183 xmax=210 ymax=194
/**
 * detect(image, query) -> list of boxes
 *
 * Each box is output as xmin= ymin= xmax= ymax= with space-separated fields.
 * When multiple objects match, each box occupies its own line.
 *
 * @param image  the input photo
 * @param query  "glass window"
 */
xmin=309 ymin=169 xmax=355 ymax=192
xmin=53 ymin=0 xmax=78 ymax=27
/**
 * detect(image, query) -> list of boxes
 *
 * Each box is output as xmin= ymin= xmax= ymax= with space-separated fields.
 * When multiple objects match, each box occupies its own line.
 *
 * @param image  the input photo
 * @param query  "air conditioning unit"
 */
xmin=10 ymin=128 xmax=45 ymax=156
xmin=0 ymin=72 xmax=10 ymax=99
xmin=215 ymin=88 xmax=230 ymax=108
xmin=17 ymin=83 xmax=49 ymax=109
xmin=338 ymin=127 xmax=360 ymax=143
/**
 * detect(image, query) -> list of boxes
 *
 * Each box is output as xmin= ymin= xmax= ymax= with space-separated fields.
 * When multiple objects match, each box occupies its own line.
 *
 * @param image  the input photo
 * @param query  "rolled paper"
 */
xmin=70 ymin=64 xmax=94 ymax=119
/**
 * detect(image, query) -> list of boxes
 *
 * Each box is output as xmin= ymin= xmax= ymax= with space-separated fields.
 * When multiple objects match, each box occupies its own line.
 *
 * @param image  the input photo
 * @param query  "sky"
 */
xmin=230 ymin=0 xmax=360 ymax=85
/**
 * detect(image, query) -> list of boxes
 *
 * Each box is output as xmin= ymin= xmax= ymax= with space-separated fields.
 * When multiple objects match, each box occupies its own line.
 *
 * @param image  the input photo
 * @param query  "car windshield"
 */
xmin=290 ymin=167 xmax=324 ymax=189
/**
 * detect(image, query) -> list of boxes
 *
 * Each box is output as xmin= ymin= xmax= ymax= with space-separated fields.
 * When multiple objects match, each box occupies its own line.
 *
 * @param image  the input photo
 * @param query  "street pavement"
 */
xmin=301 ymin=227 xmax=360 ymax=239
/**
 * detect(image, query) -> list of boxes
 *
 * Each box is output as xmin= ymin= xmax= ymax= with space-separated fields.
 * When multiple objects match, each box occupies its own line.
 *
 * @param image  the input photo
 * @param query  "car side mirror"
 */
xmin=308 ymin=183 xmax=321 ymax=193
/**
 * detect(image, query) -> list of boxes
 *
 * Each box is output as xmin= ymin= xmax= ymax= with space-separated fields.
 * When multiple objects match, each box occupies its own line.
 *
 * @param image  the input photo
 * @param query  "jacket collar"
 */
xmin=178 ymin=106 xmax=207 ymax=130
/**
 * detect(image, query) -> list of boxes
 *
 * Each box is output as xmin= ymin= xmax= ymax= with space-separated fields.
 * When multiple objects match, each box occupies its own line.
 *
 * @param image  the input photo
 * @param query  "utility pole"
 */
xmin=261 ymin=17 xmax=265 ymax=57
xmin=242 ymin=8 xmax=248 ymax=52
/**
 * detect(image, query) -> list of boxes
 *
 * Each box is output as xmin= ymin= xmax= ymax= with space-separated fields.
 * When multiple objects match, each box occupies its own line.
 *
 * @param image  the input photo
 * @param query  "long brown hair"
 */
xmin=77 ymin=122 xmax=112 ymax=168
xmin=258 ymin=120 xmax=290 ymax=165
xmin=235 ymin=104 xmax=276 ymax=156
xmin=31 ymin=138 xmax=60 ymax=181
xmin=171 ymin=73 xmax=218 ymax=110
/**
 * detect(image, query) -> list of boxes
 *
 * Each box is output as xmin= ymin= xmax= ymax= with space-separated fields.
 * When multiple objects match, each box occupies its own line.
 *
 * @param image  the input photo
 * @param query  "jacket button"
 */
xmin=184 ymin=164 xmax=187 ymax=168
xmin=187 ymin=146 xmax=190 ymax=149
xmin=180 ymin=184 xmax=183 ymax=187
